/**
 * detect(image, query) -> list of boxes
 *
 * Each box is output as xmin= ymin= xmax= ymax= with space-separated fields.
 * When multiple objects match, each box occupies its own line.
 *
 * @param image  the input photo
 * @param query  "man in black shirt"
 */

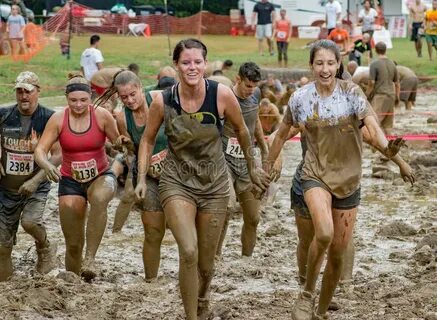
xmin=0 ymin=71 xmax=61 ymax=281
xmin=348 ymin=32 xmax=371 ymax=66
xmin=251 ymin=0 xmax=276 ymax=56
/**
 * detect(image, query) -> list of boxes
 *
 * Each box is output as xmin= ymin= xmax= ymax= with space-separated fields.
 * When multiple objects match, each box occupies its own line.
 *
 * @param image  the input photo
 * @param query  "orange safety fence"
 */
xmin=42 ymin=2 xmax=236 ymax=36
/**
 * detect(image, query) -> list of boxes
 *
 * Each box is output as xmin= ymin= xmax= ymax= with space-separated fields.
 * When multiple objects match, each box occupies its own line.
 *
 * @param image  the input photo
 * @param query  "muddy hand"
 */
xmin=400 ymin=162 xmax=416 ymax=186
xmin=44 ymin=163 xmax=62 ymax=183
xmin=271 ymin=158 xmax=282 ymax=182
xmin=250 ymin=167 xmax=270 ymax=192
xmin=18 ymin=178 xmax=39 ymax=196
xmin=385 ymin=137 xmax=406 ymax=158
xmin=0 ymin=163 xmax=4 ymax=179
xmin=134 ymin=180 xmax=147 ymax=199
xmin=115 ymin=135 xmax=135 ymax=154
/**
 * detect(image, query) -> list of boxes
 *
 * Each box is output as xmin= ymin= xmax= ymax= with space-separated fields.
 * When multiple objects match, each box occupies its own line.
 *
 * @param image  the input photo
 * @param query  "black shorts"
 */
xmin=58 ymin=170 xmax=116 ymax=200
xmin=301 ymin=179 xmax=361 ymax=210
xmin=290 ymin=188 xmax=311 ymax=219
xmin=411 ymin=22 xmax=423 ymax=42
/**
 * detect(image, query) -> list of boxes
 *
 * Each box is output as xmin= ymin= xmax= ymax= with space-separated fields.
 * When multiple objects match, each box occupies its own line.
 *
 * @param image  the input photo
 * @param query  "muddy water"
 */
xmin=0 ymin=95 xmax=436 ymax=320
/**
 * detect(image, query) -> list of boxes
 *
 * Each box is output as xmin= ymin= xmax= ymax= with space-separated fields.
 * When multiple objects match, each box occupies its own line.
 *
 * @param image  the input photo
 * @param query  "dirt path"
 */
xmin=0 ymin=95 xmax=436 ymax=320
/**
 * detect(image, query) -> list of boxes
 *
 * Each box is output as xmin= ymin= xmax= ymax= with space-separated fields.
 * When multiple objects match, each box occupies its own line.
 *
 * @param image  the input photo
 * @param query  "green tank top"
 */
xmin=124 ymin=104 xmax=167 ymax=155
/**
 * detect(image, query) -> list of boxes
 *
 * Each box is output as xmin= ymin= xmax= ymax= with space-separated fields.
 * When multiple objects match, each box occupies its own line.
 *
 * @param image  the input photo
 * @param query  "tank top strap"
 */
xmin=162 ymin=84 xmax=181 ymax=114
xmin=61 ymin=106 xmax=69 ymax=133
xmin=200 ymin=79 xmax=222 ymax=133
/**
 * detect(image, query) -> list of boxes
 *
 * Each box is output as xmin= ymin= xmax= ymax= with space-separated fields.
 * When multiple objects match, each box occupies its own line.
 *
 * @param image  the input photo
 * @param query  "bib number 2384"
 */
xmin=6 ymin=152 xmax=34 ymax=175
xmin=71 ymin=159 xmax=98 ymax=183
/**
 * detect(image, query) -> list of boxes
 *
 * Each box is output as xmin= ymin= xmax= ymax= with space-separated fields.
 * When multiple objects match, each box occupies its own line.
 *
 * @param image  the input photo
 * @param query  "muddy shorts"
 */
xmin=132 ymin=173 xmax=163 ymax=212
xmin=159 ymin=179 xmax=230 ymax=214
xmin=0 ymin=187 xmax=48 ymax=247
xmin=302 ymin=179 xmax=361 ymax=210
xmin=226 ymin=155 xmax=252 ymax=195
xmin=371 ymin=94 xmax=395 ymax=130
xmin=399 ymin=77 xmax=418 ymax=103
xmin=290 ymin=187 xmax=311 ymax=219
xmin=58 ymin=169 xmax=116 ymax=200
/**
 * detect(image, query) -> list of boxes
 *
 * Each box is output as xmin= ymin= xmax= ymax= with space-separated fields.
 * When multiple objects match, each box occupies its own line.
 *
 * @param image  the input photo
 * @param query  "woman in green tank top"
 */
xmin=135 ymin=39 xmax=270 ymax=320
xmin=96 ymin=70 xmax=169 ymax=282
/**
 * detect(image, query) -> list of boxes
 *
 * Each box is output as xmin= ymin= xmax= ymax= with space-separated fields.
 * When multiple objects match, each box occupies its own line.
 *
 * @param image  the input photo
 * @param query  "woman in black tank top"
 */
xmin=135 ymin=39 xmax=270 ymax=319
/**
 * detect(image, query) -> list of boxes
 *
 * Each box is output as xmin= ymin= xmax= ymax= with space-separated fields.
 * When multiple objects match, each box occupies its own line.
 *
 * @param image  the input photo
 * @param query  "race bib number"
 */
xmin=147 ymin=149 xmax=167 ymax=179
xmin=225 ymin=137 xmax=244 ymax=158
xmin=6 ymin=152 xmax=34 ymax=176
xmin=71 ymin=159 xmax=98 ymax=183
xmin=277 ymin=31 xmax=287 ymax=40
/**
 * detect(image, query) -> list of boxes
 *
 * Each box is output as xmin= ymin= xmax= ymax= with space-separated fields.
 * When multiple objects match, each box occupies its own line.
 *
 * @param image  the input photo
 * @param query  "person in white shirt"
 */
xmin=325 ymin=0 xmax=342 ymax=35
xmin=80 ymin=34 xmax=104 ymax=81
xmin=358 ymin=1 xmax=378 ymax=37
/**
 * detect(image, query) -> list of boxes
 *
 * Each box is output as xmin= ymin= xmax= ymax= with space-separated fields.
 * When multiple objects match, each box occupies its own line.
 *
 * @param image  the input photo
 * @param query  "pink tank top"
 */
xmin=59 ymin=105 xmax=109 ymax=182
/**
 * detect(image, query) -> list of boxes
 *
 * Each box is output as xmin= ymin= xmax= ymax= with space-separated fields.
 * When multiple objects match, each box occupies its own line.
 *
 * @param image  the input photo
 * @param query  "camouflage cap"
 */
xmin=14 ymin=71 xmax=40 ymax=91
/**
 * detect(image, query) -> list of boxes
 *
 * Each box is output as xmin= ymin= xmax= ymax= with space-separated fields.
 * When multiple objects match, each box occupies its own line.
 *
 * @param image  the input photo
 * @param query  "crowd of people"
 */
xmin=0 ymin=1 xmax=428 ymax=319
xmin=0 ymin=33 xmax=417 ymax=319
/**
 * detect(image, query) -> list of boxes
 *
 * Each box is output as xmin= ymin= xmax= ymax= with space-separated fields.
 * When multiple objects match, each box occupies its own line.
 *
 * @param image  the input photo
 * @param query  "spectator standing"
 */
xmin=424 ymin=0 xmax=437 ymax=61
xmin=325 ymin=0 xmax=342 ymax=35
xmin=327 ymin=21 xmax=350 ymax=53
xmin=358 ymin=0 xmax=378 ymax=57
xmin=80 ymin=34 xmax=104 ymax=81
xmin=409 ymin=0 xmax=427 ymax=57
xmin=273 ymin=9 xmax=292 ymax=67
xmin=251 ymin=0 xmax=276 ymax=56
xmin=6 ymin=5 xmax=26 ymax=56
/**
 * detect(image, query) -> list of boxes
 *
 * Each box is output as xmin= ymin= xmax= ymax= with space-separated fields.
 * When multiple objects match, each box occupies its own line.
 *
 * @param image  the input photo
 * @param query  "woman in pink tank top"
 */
xmin=35 ymin=75 xmax=122 ymax=282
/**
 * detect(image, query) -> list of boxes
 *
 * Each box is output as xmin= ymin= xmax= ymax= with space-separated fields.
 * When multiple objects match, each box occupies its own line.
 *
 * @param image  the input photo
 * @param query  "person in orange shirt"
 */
xmin=273 ymin=9 xmax=292 ymax=67
xmin=327 ymin=21 xmax=350 ymax=53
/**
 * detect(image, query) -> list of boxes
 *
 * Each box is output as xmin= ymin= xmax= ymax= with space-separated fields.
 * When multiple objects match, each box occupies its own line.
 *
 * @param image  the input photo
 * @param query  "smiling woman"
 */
xmin=135 ymin=38 xmax=270 ymax=319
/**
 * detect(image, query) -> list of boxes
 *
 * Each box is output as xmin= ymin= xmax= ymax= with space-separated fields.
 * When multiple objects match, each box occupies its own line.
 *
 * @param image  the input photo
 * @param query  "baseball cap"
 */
xmin=14 ymin=71 xmax=40 ymax=91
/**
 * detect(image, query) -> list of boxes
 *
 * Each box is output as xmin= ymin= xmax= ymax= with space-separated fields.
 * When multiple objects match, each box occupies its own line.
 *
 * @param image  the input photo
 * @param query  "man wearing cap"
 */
xmin=0 ymin=71 xmax=61 ymax=281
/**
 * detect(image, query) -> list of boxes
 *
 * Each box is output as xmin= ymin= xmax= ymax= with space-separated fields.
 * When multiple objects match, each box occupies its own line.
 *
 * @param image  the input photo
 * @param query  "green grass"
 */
xmin=0 ymin=34 xmax=436 ymax=105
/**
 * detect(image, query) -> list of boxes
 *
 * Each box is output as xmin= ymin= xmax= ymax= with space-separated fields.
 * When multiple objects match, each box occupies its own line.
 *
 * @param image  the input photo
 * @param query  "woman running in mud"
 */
xmin=35 ymin=75 xmax=122 ymax=282
xmin=96 ymin=70 xmax=169 ymax=282
xmin=134 ymin=38 xmax=270 ymax=320
xmin=264 ymin=40 xmax=415 ymax=320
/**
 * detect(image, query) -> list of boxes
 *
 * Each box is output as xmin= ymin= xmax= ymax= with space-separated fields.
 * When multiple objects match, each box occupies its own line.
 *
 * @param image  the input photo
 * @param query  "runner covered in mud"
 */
xmin=35 ymin=75 xmax=122 ymax=282
xmin=134 ymin=38 xmax=270 ymax=319
xmin=216 ymin=62 xmax=268 ymax=257
xmin=264 ymin=40 xmax=415 ymax=320
xmin=0 ymin=71 xmax=60 ymax=281
xmin=259 ymin=97 xmax=281 ymax=135
xmin=96 ymin=70 xmax=170 ymax=282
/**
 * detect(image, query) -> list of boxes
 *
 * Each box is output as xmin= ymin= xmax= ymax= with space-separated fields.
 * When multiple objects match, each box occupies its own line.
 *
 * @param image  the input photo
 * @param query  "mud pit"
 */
xmin=1 ymin=94 xmax=436 ymax=320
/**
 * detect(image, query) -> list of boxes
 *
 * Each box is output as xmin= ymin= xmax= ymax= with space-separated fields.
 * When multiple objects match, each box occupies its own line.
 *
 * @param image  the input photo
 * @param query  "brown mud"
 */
xmin=0 ymin=94 xmax=436 ymax=319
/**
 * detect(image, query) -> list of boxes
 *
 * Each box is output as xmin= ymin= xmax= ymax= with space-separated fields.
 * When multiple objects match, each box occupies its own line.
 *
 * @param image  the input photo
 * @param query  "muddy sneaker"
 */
xmin=81 ymin=258 xmax=97 ymax=282
xmin=197 ymin=297 xmax=210 ymax=320
xmin=36 ymin=241 xmax=57 ymax=274
xmin=298 ymin=274 xmax=306 ymax=286
xmin=327 ymin=299 xmax=340 ymax=311
xmin=292 ymin=291 xmax=315 ymax=320
xmin=313 ymin=309 xmax=330 ymax=319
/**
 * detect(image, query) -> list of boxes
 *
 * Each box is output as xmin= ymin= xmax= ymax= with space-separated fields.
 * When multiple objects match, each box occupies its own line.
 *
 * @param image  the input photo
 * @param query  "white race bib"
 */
xmin=6 ymin=152 xmax=34 ymax=176
xmin=225 ymin=137 xmax=244 ymax=158
xmin=147 ymin=149 xmax=168 ymax=179
xmin=71 ymin=159 xmax=98 ymax=183
xmin=277 ymin=31 xmax=287 ymax=40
